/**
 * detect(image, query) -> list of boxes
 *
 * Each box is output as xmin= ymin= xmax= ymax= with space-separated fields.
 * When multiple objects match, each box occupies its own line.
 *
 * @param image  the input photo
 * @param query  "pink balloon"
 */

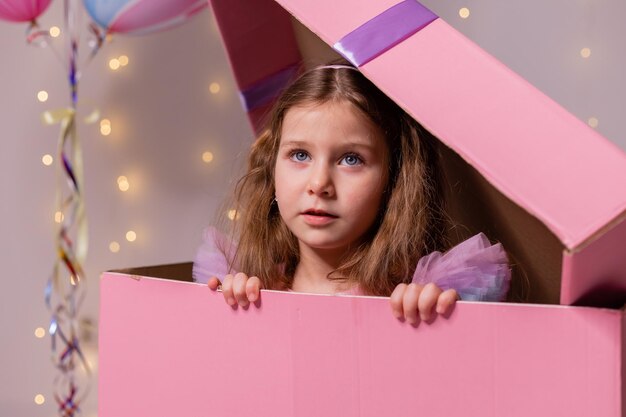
xmin=0 ymin=0 xmax=53 ymax=23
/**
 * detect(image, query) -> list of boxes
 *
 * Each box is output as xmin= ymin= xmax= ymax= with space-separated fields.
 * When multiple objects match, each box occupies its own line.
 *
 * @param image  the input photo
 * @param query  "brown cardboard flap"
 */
xmin=440 ymin=144 xmax=564 ymax=304
xmin=112 ymin=262 xmax=194 ymax=282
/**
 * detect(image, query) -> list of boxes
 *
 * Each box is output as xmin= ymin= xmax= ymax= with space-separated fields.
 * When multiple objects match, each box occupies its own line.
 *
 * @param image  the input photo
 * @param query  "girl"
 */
xmin=194 ymin=63 xmax=510 ymax=324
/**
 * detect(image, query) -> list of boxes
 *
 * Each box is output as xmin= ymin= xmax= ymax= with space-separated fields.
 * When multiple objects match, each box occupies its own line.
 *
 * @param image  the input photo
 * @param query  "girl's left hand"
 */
xmin=389 ymin=283 xmax=458 ymax=324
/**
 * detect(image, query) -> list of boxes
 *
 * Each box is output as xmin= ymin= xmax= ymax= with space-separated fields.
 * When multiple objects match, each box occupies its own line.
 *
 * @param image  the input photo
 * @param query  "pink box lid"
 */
xmin=209 ymin=0 xmax=626 ymax=305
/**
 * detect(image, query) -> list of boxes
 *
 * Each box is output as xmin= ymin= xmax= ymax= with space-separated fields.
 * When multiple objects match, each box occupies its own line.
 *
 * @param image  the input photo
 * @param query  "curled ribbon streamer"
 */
xmin=42 ymin=103 xmax=90 ymax=416
xmin=30 ymin=2 xmax=102 ymax=415
xmin=26 ymin=22 xmax=66 ymax=69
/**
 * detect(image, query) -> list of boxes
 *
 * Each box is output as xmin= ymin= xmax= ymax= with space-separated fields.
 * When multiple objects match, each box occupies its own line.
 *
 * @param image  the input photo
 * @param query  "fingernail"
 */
xmin=248 ymin=293 xmax=256 ymax=302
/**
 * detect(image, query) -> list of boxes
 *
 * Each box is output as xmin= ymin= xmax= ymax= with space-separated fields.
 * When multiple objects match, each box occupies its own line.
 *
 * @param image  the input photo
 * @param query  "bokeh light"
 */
xmin=202 ymin=151 xmax=214 ymax=163
xmin=109 ymin=58 xmax=121 ymax=70
xmin=37 ymin=90 xmax=48 ymax=102
xmin=227 ymin=209 xmax=240 ymax=221
xmin=100 ymin=118 xmax=112 ymax=136
xmin=118 ymin=55 xmax=129 ymax=66
xmin=117 ymin=176 xmax=130 ymax=192
xmin=126 ymin=230 xmax=137 ymax=242
xmin=109 ymin=241 xmax=120 ymax=253
xmin=209 ymin=82 xmax=221 ymax=94
xmin=42 ymin=154 xmax=53 ymax=166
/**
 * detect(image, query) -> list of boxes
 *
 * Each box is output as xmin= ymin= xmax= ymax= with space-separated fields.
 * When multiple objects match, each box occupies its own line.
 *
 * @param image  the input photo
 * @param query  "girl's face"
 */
xmin=274 ymin=100 xmax=389 ymax=258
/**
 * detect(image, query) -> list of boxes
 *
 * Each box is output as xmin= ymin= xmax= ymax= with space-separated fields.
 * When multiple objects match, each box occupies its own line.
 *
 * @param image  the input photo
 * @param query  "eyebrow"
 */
xmin=280 ymin=138 xmax=378 ymax=150
xmin=279 ymin=139 xmax=308 ymax=148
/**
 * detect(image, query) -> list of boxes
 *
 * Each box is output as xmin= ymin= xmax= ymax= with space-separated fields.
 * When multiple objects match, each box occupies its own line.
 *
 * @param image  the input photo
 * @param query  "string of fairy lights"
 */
xmin=27 ymin=4 xmax=606 ymax=411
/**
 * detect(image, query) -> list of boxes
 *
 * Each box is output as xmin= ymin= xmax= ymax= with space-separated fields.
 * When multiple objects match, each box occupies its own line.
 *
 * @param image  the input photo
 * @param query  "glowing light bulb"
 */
xmin=34 ymin=394 xmax=45 ymax=405
xmin=459 ymin=7 xmax=470 ymax=19
xmin=118 ymin=55 xmax=129 ymax=66
xmin=209 ymin=82 xmax=221 ymax=94
xmin=100 ymin=118 xmax=112 ymax=136
xmin=580 ymin=48 xmax=591 ymax=58
xmin=109 ymin=241 xmax=120 ymax=253
xmin=34 ymin=327 xmax=46 ymax=338
xmin=54 ymin=211 xmax=64 ymax=223
xmin=109 ymin=58 xmax=121 ymax=70
xmin=126 ymin=230 xmax=137 ymax=242
xmin=202 ymin=151 xmax=214 ymax=163
xmin=37 ymin=90 xmax=48 ymax=102
xmin=49 ymin=26 xmax=61 ymax=37
xmin=588 ymin=117 xmax=599 ymax=128
xmin=227 ymin=209 xmax=240 ymax=221
xmin=42 ymin=154 xmax=53 ymax=166
xmin=117 ymin=176 xmax=130 ymax=192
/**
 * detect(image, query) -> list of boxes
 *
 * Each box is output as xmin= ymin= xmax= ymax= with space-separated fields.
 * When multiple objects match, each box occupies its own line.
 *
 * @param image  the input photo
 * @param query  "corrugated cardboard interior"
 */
xmin=288 ymin=19 xmax=564 ymax=304
xmin=440 ymin=145 xmax=563 ymax=304
xmin=113 ymin=263 xmax=194 ymax=282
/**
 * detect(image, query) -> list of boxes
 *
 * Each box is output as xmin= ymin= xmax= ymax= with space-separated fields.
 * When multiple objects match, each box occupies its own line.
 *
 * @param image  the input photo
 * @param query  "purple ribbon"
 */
xmin=239 ymin=65 xmax=299 ymax=112
xmin=334 ymin=0 xmax=438 ymax=67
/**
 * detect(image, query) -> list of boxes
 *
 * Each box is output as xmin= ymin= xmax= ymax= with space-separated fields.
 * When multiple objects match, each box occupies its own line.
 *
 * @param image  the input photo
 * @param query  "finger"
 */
xmin=436 ymin=289 xmax=459 ymax=315
xmin=246 ymin=276 xmax=262 ymax=302
xmin=417 ymin=283 xmax=442 ymax=322
xmin=389 ymin=283 xmax=408 ymax=319
xmin=233 ymin=272 xmax=250 ymax=307
xmin=221 ymin=274 xmax=235 ymax=306
xmin=402 ymin=283 xmax=423 ymax=325
xmin=207 ymin=277 xmax=220 ymax=291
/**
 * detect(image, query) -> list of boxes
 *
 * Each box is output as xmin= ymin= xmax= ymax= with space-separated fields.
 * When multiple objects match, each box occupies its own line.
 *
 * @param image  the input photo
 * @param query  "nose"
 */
xmin=307 ymin=162 xmax=335 ymax=197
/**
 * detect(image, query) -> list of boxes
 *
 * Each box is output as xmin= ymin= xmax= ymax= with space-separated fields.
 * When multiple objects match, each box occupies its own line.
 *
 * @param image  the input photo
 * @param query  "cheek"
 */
xmin=274 ymin=161 xmax=302 ymax=203
xmin=343 ymin=174 xmax=386 ymax=216
xmin=274 ymin=161 xmax=288 ymax=199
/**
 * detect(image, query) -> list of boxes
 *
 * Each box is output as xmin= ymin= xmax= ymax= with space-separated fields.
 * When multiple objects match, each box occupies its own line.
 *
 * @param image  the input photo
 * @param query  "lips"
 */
xmin=302 ymin=209 xmax=338 ymax=218
xmin=301 ymin=209 xmax=338 ymax=226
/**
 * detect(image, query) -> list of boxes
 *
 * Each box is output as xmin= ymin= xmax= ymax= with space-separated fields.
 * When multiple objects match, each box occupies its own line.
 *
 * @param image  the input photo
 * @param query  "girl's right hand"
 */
xmin=208 ymin=272 xmax=262 ymax=308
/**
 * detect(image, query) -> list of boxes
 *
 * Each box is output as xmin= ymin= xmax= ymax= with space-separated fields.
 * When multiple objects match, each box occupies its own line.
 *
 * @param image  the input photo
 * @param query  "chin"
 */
xmin=299 ymin=237 xmax=352 ymax=252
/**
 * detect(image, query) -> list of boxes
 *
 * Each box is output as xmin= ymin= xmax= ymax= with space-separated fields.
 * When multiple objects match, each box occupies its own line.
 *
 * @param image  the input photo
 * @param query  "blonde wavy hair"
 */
xmin=226 ymin=63 xmax=449 ymax=296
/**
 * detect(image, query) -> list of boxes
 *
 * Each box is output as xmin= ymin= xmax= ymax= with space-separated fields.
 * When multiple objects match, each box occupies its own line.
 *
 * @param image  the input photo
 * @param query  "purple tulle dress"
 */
xmin=193 ymin=227 xmax=511 ymax=302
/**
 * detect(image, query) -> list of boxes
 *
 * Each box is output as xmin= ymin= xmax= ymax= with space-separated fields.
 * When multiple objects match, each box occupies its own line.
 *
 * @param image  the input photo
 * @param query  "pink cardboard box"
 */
xmin=210 ymin=0 xmax=626 ymax=306
xmin=99 ymin=1 xmax=626 ymax=415
xmin=99 ymin=265 xmax=625 ymax=417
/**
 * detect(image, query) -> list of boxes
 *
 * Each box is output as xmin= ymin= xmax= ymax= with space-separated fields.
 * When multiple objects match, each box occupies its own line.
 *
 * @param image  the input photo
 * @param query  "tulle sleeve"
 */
xmin=411 ymin=233 xmax=511 ymax=301
xmin=192 ymin=227 xmax=237 ymax=284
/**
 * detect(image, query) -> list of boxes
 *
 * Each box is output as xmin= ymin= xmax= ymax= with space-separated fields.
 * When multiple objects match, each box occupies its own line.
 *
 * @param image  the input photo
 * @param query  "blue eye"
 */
xmin=290 ymin=150 xmax=310 ymax=162
xmin=341 ymin=154 xmax=362 ymax=166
